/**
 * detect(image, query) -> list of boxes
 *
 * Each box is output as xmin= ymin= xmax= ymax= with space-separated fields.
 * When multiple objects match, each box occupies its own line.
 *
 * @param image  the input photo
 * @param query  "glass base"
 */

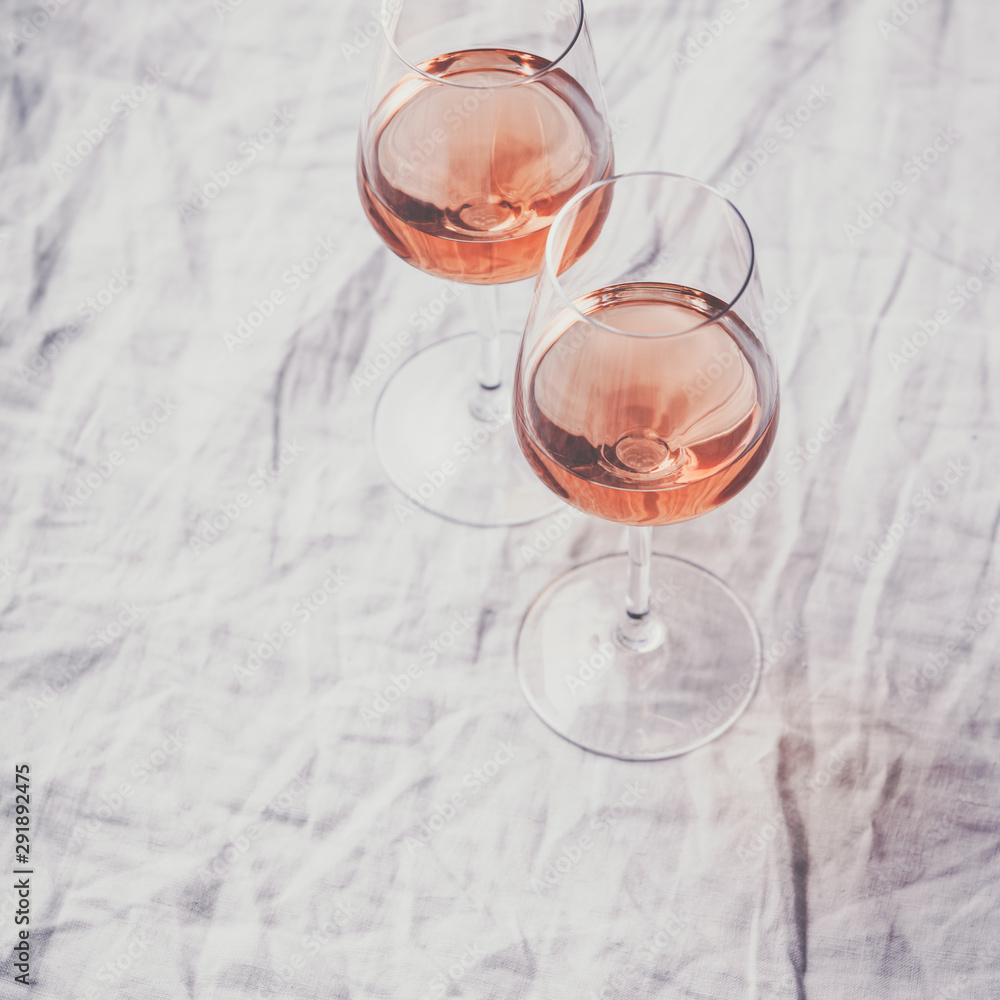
xmin=373 ymin=331 xmax=563 ymax=527
xmin=515 ymin=553 xmax=762 ymax=760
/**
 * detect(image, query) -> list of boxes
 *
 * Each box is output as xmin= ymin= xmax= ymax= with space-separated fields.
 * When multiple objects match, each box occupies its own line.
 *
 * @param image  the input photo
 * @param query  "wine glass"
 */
xmin=357 ymin=0 xmax=613 ymax=526
xmin=513 ymin=171 xmax=780 ymax=759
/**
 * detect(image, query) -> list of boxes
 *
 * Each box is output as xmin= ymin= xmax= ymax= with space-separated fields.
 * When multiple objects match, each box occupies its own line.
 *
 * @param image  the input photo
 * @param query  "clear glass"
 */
xmin=357 ymin=0 xmax=614 ymax=526
xmin=513 ymin=171 xmax=780 ymax=759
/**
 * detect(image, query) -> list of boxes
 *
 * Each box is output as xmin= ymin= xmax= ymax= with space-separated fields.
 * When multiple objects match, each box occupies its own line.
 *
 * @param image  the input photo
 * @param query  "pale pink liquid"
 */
xmin=515 ymin=283 xmax=779 ymax=525
xmin=358 ymin=48 xmax=613 ymax=283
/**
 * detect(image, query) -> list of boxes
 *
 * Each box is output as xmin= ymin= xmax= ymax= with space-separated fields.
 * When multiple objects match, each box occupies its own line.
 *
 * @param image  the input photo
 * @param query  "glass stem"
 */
xmin=469 ymin=283 xmax=507 ymax=423
xmin=617 ymin=526 xmax=666 ymax=652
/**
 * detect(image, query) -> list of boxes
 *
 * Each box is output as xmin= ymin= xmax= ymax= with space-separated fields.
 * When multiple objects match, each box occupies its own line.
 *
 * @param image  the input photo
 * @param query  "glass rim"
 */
xmin=542 ymin=170 xmax=757 ymax=339
xmin=378 ymin=0 xmax=586 ymax=91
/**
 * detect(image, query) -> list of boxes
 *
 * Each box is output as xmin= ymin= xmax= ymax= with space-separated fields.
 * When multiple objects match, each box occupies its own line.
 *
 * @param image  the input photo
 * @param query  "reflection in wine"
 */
xmin=515 ymin=282 xmax=779 ymax=525
xmin=358 ymin=48 xmax=614 ymax=284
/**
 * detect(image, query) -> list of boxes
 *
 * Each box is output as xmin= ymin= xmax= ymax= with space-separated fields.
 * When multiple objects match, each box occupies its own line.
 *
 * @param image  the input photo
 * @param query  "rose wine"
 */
xmin=514 ymin=283 xmax=779 ymax=526
xmin=357 ymin=48 xmax=613 ymax=284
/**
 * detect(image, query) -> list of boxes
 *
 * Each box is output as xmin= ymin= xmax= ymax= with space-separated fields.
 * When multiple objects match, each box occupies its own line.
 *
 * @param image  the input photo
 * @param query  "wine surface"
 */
xmin=514 ymin=283 xmax=779 ymax=525
xmin=358 ymin=48 xmax=612 ymax=284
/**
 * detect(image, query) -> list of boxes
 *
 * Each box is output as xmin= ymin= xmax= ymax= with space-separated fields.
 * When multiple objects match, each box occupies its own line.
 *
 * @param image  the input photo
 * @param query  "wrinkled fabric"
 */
xmin=1 ymin=0 xmax=998 ymax=997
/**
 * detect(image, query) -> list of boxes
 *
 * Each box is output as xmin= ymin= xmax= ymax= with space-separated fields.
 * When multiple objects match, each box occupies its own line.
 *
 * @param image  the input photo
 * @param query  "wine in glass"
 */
xmin=513 ymin=171 xmax=780 ymax=759
xmin=357 ymin=0 xmax=613 ymax=526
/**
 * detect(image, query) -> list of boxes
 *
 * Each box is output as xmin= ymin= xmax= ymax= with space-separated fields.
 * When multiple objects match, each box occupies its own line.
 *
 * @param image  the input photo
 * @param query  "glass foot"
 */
xmin=515 ymin=553 xmax=762 ymax=759
xmin=374 ymin=331 xmax=563 ymax=527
